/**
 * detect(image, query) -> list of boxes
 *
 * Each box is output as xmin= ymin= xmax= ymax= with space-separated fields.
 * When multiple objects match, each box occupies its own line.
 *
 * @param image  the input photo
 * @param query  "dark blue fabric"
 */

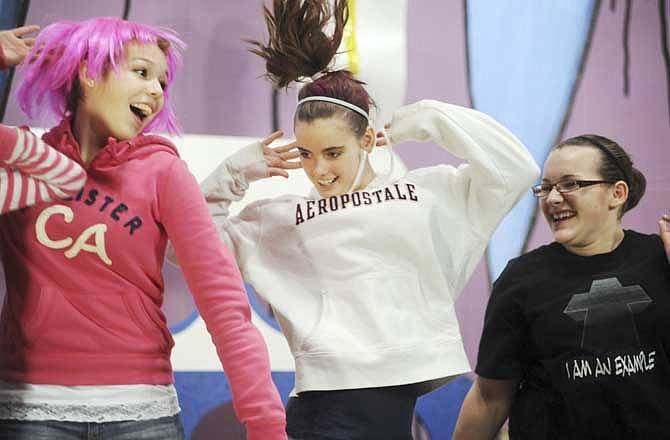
xmin=0 ymin=415 xmax=185 ymax=440
xmin=286 ymin=384 xmax=420 ymax=440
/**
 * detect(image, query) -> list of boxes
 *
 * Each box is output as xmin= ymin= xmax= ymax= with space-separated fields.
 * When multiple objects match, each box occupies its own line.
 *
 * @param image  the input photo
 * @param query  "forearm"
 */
xmin=192 ymin=261 xmax=286 ymax=438
xmin=201 ymin=141 xmax=266 ymax=212
xmin=179 ymin=232 xmax=286 ymax=438
xmin=453 ymin=379 xmax=513 ymax=440
xmin=0 ymin=125 xmax=86 ymax=212
xmin=390 ymin=100 xmax=540 ymax=195
xmin=201 ymin=142 xmax=268 ymax=268
xmin=162 ymin=159 xmax=286 ymax=438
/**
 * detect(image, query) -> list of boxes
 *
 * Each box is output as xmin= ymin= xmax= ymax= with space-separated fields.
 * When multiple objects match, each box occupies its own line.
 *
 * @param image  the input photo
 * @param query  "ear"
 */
xmin=609 ymin=180 xmax=629 ymax=212
xmin=78 ymin=61 xmax=95 ymax=89
xmin=360 ymin=126 xmax=375 ymax=153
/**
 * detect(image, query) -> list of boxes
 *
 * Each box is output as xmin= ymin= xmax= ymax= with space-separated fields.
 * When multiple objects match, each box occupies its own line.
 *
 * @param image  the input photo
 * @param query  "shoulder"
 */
xmin=406 ymin=164 xmax=457 ymax=179
xmin=625 ymin=228 xmax=662 ymax=244
xmin=135 ymin=133 xmax=178 ymax=151
xmin=492 ymin=242 xmax=563 ymax=293
xmin=238 ymin=194 xmax=305 ymax=217
xmin=624 ymin=229 xmax=664 ymax=256
xmin=131 ymin=134 xmax=180 ymax=162
xmin=504 ymin=242 xmax=562 ymax=272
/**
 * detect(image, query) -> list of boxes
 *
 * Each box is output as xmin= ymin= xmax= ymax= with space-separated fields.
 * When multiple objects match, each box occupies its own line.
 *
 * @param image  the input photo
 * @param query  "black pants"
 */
xmin=286 ymin=383 xmax=420 ymax=440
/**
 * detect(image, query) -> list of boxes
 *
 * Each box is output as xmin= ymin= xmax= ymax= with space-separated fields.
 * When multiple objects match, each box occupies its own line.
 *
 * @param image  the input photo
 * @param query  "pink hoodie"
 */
xmin=0 ymin=120 xmax=287 ymax=439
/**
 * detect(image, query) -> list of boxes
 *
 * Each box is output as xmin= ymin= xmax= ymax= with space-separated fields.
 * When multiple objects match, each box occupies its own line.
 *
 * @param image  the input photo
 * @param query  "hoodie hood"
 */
xmin=42 ymin=119 xmax=179 ymax=171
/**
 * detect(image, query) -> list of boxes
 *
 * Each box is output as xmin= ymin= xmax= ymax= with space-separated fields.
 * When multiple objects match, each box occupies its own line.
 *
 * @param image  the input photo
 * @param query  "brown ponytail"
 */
xmin=247 ymin=0 xmax=374 ymax=137
xmin=246 ymin=0 xmax=349 ymax=89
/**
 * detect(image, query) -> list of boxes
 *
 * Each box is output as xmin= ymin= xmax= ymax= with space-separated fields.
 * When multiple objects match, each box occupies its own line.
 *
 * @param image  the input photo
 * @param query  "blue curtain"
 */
xmin=466 ymin=0 xmax=598 ymax=281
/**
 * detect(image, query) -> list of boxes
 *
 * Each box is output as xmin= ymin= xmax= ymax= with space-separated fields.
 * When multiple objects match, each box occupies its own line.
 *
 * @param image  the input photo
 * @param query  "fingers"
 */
xmin=282 ymin=160 xmax=302 ymax=170
xmin=661 ymin=214 xmax=670 ymax=232
xmin=261 ymin=130 xmax=284 ymax=146
xmin=375 ymin=131 xmax=388 ymax=147
xmin=267 ymin=167 xmax=289 ymax=178
xmin=659 ymin=214 xmax=670 ymax=260
xmin=278 ymin=149 xmax=300 ymax=161
xmin=273 ymin=140 xmax=298 ymax=153
xmin=12 ymin=25 xmax=40 ymax=37
xmin=23 ymin=38 xmax=36 ymax=47
xmin=660 ymin=214 xmax=670 ymax=233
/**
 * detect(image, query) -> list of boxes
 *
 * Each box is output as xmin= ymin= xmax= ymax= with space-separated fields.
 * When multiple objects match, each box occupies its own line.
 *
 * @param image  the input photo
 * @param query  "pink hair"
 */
xmin=17 ymin=17 xmax=185 ymax=134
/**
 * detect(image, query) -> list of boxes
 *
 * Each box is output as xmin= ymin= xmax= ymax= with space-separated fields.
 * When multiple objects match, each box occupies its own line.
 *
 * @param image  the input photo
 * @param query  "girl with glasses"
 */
xmin=454 ymin=134 xmax=670 ymax=439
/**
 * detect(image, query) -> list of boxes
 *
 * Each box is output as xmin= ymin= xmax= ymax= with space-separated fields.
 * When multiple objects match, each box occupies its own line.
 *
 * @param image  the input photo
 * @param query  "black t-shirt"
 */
xmin=476 ymin=230 xmax=670 ymax=440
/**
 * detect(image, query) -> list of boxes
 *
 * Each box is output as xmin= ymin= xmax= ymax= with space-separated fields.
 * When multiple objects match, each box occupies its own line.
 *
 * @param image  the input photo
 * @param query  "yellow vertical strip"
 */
xmin=343 ymin=0 xmax=359 ymax=75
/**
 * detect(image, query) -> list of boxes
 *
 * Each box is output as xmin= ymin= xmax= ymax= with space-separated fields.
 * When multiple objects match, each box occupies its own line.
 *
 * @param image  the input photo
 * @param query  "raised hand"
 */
xmin=261 ymin=130 xmax=301 ymax=178
xmin=375 ymin=123 xmax=392 ymax=147
xmin=660 ymin=213 xmax=670 ymax=263
xmin=0 ymin=25 xmax=40 ymax=69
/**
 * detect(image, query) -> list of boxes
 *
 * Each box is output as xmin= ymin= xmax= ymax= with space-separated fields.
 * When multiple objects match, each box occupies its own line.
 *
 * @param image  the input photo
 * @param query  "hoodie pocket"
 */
xmin=17 ymin=287 xmax=171 ymax=354
xmin=6 ymin=287 xmax=55 ymax=347
xmin=300 ymin=271 xmax=445 ymax=354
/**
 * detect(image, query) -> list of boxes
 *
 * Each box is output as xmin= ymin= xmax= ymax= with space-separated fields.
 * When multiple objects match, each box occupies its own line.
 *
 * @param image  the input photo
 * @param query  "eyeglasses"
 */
xmin=531 ymin=179 xmax=615 ymax=198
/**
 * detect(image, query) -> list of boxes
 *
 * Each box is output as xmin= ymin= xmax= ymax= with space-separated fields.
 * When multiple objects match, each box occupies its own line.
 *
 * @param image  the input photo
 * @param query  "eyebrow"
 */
xmin=131 ymin=57 xmax=157 ymax=65
xmin=541 ymin=174 xmax=579 ymax=182
xmin=297 ymin=146 xmax=345 ymax=153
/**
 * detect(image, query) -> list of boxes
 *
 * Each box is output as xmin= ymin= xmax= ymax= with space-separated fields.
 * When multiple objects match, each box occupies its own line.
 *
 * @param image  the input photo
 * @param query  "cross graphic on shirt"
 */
xmin=563 ymin=277 xmax=651 ymax=350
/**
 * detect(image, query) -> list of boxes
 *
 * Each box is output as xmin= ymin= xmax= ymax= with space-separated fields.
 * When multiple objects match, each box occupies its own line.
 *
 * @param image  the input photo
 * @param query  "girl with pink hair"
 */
xmin=0 ymin=17 xmax=286 ymax=440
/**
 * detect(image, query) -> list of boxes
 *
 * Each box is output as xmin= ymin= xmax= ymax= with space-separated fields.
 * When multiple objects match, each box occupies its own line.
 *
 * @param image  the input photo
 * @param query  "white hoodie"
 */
xmin=201 ymin=100 xmax=540 ymax=393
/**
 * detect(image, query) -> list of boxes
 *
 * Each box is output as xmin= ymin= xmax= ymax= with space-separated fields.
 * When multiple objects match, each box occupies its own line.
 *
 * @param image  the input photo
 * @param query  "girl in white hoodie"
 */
xmin=200 ymin=0 xmax=539 ymax=438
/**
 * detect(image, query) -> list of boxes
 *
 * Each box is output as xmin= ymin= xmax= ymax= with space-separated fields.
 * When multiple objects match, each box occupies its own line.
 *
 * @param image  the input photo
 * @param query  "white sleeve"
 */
xmin=167 ymin=141 xmax=267 ymax=278
xmin=389 ymin=99 xmax=540 ymax=238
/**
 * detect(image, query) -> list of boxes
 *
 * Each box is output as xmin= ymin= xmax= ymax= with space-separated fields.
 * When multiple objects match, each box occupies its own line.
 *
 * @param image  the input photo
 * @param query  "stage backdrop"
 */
xmin=1 ymin=1 xmax=668 ymax=439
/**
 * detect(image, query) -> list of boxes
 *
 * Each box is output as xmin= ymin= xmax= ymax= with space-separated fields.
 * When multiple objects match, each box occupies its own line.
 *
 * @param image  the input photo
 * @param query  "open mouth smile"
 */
xmin=551 ymin=210 xmax=576 ymax=225
xmin=317 ymin=176 xmax=338 ymax=186
xmin=129 ymin=103 xmax=153 ymax=122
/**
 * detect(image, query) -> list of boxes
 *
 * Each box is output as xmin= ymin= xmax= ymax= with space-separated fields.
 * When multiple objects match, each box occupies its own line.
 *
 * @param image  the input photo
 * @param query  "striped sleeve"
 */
xmin=0 ymin=125 xmax=86 ymax=213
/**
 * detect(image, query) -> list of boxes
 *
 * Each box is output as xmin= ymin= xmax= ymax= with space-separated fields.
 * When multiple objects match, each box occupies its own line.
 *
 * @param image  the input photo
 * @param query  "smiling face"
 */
xmin=541 ymin=145 xmax=626 ymax=255
xmin=295 ymin=117 xmax=375 ymax=197
xmin=78 ymin=42 xmax=168 ymax=145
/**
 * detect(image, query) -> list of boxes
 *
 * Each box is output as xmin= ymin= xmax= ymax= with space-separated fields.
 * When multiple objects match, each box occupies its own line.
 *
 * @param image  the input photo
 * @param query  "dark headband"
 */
xmin=584 ymin=136 xmax=630 ymax=184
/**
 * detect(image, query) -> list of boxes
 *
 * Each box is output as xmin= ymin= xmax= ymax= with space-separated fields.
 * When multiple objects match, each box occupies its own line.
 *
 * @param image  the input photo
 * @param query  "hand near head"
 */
xmin=375 ymin=123 xmax=392 ymax=147
xmin=660 ymin=213 xmax=670 ymax=262
xmin=261 ymin=130 xmax=301 ymax=178
xmin=0 ymin=25 xmax=39 ymax=69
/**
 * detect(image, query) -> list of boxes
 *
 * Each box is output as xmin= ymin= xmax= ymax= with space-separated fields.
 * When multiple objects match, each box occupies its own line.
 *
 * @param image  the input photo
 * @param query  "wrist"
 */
xmin=0 ymin=44 xmax=7 ymax=70
xmin=245 ymin=421 xmax=288 ymax=440
xmin=227 ymin=141 xmax=267 ymax=183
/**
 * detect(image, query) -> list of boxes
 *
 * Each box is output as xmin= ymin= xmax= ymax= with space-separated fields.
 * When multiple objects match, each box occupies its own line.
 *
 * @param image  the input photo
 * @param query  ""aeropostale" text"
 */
xmin=296 ymin=183 xmax=419 ymax=225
